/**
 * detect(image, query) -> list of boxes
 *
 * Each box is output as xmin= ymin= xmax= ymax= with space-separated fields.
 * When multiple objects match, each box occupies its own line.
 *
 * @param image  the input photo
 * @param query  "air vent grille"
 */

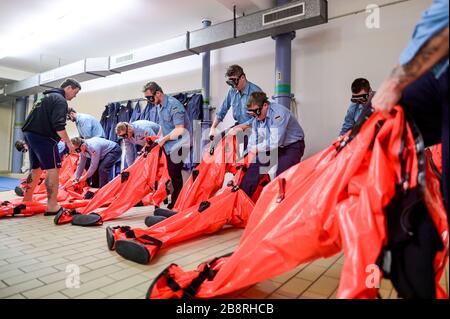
xmin=263 ymin=2 xmax=305 ymax=26
xmin=115 ymin=53 xmax=134 ymax=64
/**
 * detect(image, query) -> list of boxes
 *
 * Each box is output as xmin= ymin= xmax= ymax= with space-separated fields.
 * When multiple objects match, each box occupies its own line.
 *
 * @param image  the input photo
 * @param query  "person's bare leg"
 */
xmin=23 ymin=168 xmax=43 ymax=202
xmin=45 ymin=168 xmax=60 ymax=212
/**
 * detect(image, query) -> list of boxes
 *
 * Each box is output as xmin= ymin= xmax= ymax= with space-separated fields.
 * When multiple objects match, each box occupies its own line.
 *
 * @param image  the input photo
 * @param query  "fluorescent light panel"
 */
xmin=0 ymin=0 xmax=132 ymax=59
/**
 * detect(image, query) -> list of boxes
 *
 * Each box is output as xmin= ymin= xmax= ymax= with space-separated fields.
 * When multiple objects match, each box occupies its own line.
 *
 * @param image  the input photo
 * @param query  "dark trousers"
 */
xmin=240 ymin=140 xmax=305 ymax=198
xmin=235 ymin=122 xmax=250 ymax=157
xmin=84 ymin=158 xmax=98 ymax=188
xmin=165 ymin=147 xmax=189 ymax=209
xmin=98 ymin=144 xmax=122 ymax=188
xmin=399 ymin=69 xmax=449 ymax=216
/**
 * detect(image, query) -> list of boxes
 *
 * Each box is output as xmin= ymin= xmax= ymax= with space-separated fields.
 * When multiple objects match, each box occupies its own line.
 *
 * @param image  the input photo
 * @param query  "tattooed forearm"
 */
xmin=390 ymin=27 xmax=449 ymax=88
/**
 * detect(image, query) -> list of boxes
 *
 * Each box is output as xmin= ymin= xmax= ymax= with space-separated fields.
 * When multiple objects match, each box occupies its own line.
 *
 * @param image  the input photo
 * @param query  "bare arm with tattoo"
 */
xmin=372 ymin=27 xmax=449 ymax=115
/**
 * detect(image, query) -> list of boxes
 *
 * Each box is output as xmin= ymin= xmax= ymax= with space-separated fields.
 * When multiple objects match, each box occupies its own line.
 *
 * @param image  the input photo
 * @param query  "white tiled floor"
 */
xmin=0 ymin=188 xmax=448 ymax=299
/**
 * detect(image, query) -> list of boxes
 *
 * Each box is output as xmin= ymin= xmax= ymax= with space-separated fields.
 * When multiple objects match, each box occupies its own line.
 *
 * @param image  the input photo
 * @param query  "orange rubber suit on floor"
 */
xmin=145 ymin=107 xmax=448 ymax=299
xmin=154 ymin=133 xmax=248 ymax=218
xmin=54 ymin=140 xmax=170 ymax=226
xmin=16 ymin=153 xmax=81 ymax=196
xmin=0 ymin=179 xmax=91 ymax=218
xmin=105 ymin=137 xmax=270 ymax=264
xmin=1 ymin=153 xmax=93 ymax=218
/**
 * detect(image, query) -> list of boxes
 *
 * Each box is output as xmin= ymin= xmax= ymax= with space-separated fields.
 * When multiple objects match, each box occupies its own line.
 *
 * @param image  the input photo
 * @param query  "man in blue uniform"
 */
xmin=115 ymin=120 xmax=161 ymax=167
xmin=239 ymin=92 xmax=306 ymax=198
xmin=142 ymin=81 xmax=190 ymax=209
xmin=209 ymin=65 xmax=263 ymax=147
xmin=339 ymin=78 xmax=375 ymax=136
xmin=71 ymin=137 xmax=122 ymax=188
xmin=67 ymin=108 xmax=105 ymax=139
xmin=372 ymin=0 xmax=448 ymax=299
xmin=373 ymin=0 xmax=448 ymax=214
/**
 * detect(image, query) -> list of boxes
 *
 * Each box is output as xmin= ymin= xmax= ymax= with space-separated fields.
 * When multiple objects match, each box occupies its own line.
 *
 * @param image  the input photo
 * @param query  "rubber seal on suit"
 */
xmin=115 ymin=240 xmax=151 ymax=264
xmin=154 ymin=208 xmax=177 ymax=218
xmin=145 ymin=215 xmax=167 ymax=227
xmin=71 ymin=213 xmax=103 ymax=226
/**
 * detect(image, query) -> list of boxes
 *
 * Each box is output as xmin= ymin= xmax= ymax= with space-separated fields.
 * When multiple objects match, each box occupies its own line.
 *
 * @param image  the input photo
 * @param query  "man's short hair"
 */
xmin=116 ymin=122 xmax=129 ymax=134
xmin=68 ymin=107 xmax=76 ymax=114
xmin=226 ymin=65 xmax=244 ymax=78
xmin=60 ymin=78 xmax=81 ymax=90
xmin=247 ymin=92 xmax=269 ymax=108
xmin=351 ymin=78 xmax=371 ymax=94
xmin=70 ymin=137 xmax=84 ymax=147
xmin=142 ymin=82 xmax=163 ymax=94
xmin=15 ymin=140 xmax=26 ymax=152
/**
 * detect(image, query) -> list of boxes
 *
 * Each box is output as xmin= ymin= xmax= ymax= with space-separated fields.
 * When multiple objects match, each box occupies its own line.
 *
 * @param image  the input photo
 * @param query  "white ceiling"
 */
xmin=0 ymin=0 xmax=274 ymax=78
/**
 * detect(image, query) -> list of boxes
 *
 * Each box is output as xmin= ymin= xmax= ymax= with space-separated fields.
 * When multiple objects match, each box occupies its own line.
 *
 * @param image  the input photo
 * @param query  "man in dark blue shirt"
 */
xmin=339 ymin=78 xmax=375 ymax=136
xmin=372 ymin=0 xmax=448 ymax=299
xmin=373 ymin=0 xmax=448 ymax=214
xmin=21 ymin=78 xmax=80 ymax=216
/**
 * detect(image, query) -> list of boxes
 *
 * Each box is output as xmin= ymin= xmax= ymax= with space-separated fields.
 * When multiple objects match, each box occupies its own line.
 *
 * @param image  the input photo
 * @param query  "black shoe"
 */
xmin=14 ymin=186 xmax=24 ymax=197
xmin=44 ymin=206 xmax=64 ymax=216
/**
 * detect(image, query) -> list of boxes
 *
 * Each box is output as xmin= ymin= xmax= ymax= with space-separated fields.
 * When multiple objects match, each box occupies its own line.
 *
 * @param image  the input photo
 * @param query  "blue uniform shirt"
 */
xmin=216 ymin=81 xmax=263 ymax=125
xmin=76 ymin=137 xmax=119 ymax=179
xmin=57 ymin=141 xmax=67 ymax=157
xmin=400 ymin=0 xmax=449 ymax=79
xmin=157 ymin=95 xmax=190 ymax=154
xmin=127 ymin=120 xmax=160 ymax=146
xmin=123 ymin=120 xmax=160 ymax=166
xmin=339 ymin=102 xmax=371 ymax=136
xmin=249 ymin=102 xmax=305 ymax=152
xmin=76 ymin=113 xmax=105 ymax=139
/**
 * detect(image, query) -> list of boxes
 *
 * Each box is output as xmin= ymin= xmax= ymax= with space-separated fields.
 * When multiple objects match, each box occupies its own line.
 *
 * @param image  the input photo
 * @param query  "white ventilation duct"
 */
xmin=2 ymin=0 xmax=327 ymax=97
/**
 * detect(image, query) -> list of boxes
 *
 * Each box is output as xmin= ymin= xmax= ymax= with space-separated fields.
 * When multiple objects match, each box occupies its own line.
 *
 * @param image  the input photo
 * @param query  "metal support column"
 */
xmin=201 ymin=19 xmax=212 ymax=122
xmin=12 ymin=96 xmax=28 ymax=173
xmin=198 ymin=19 xmax=212 ymax=164
xmin=273 ymin=0 xmax=296 ymax=109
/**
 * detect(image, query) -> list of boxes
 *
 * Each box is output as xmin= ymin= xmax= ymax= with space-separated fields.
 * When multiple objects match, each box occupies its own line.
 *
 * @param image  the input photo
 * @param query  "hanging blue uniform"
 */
xmin=130 ymin=101 xmax=142 ymax=123
xmin=117 ymin=101 xmax=133 ymax=123
xmin=141 ymin=101 xmax=159 ymax=123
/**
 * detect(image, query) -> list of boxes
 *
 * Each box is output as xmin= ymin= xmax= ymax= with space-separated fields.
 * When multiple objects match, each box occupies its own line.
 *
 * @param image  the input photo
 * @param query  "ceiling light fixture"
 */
xmin=0 ymin=0 xmax=132 ymax=60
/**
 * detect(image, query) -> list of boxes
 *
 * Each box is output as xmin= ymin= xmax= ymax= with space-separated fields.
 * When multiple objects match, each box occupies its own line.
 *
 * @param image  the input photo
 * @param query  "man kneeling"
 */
xmin=240 ymin=92 xmax=306 ymax=198
xmin=71 ymin=137 xmax=122 ymax=188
